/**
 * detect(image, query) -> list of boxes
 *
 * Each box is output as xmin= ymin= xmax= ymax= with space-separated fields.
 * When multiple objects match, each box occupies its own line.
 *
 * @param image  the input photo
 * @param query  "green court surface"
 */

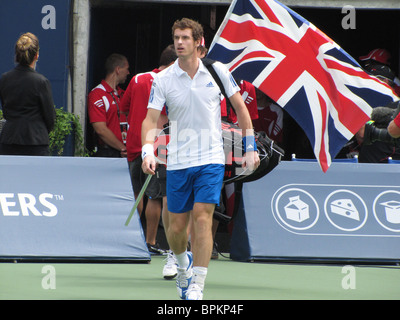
xmin=1 ymin=255 xmax=399 ymax=300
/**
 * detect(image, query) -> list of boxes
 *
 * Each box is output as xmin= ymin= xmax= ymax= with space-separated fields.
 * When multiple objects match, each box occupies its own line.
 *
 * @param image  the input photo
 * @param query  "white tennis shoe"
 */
xmin=162 ymin=250 xmax=178 ymax=280
xmin=176 ymin=251 xmax=193 ymax=299
xmin=186 ymin=283 xmax=203 ymax=300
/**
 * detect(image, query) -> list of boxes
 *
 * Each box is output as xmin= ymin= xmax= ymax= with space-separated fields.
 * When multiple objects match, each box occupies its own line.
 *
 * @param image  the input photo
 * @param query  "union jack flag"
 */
xmin=208 ymin=0 xmax=398 ymax=172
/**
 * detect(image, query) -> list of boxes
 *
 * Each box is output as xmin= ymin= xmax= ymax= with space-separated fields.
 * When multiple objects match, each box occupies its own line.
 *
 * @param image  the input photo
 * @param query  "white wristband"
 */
xmin=141 ymin=143 xmax=154 ymax=160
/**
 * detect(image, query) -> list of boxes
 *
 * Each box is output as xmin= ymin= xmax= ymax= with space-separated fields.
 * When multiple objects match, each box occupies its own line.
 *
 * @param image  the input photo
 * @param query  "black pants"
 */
xmin=0 ymin=143 xmax=49 ymax=156
xmin=95 ymin=146 xmax=121 ymax=158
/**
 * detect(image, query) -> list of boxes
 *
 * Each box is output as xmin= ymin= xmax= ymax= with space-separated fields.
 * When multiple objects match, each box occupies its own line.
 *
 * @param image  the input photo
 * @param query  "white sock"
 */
xmin=192 ymin=266 xmax=208 ymax=289
xmin=175 ymin=251 xmax=189 ymax=269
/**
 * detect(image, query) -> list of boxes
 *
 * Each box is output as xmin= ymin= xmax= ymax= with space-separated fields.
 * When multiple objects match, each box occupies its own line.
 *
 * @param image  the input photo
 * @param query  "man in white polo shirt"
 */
xmin=141 ymin=18 xmax=260 ymax=300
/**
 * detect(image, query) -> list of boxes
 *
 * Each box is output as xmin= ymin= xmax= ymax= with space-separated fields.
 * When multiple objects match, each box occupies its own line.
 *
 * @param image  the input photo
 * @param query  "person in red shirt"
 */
xmin=120 ymin=45 xmax=176 ymax=257
xmin=220 ymin=80 xmax=258 ymax=124
xmin=87 ymin=53 xmax=130 ymax=157
xmin=252 ymin=88 xmax=284 ymax=143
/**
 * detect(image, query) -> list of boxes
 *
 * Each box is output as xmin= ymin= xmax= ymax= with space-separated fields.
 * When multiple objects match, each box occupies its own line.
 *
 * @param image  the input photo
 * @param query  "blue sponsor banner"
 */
xmin=0 ymin=0 xmax=71 ymax=109
xmin=0 ymin=156 xmax=150 ymax=261
xmin=231 ymin=161 xmax=400 ymax=263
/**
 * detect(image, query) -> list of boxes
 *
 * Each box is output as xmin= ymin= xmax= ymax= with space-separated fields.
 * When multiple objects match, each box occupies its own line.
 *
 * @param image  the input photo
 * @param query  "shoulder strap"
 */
xmin=201 ymin=58 xmax=235 ymax=119
xmin=201 ymin=58 xmax=228 ymax=100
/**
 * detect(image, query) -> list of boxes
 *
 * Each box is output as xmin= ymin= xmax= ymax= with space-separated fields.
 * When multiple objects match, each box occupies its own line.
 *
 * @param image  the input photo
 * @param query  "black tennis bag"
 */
xmin=201 ymin=57 xmax=284 ymax=182
xmin=154 ymin=120 xmax=284 ymax=183
xmin=221 ymin=120 xmax=284 ymax=183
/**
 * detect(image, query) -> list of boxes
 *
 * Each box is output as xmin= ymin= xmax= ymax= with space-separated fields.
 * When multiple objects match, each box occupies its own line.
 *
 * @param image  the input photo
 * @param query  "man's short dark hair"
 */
xmin=172 ymin=18 xmax=203 ymax=43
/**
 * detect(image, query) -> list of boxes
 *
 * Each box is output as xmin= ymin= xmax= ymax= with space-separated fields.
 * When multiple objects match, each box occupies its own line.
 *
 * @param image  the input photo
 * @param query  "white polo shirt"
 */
xmin=148 ymin=58 xmax=239 ymax=170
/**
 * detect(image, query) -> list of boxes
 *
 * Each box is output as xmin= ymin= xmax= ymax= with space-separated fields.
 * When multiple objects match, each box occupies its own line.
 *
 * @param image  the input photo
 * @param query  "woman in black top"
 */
xmin=0 ymin=32 xmax=55 ymax=156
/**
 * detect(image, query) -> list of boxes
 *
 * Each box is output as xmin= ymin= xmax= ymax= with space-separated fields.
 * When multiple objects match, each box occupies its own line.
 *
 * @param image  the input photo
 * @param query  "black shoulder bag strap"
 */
xmin=201 ymin=58 xmax=235 ymax=121
xmin=202 ymin=58 xmax=228 ymax=99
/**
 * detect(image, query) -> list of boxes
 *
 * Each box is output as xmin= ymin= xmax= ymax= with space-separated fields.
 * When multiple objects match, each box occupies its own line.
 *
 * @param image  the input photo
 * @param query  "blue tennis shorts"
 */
xmin=166 ymin=164 xmax=225 ymax=213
